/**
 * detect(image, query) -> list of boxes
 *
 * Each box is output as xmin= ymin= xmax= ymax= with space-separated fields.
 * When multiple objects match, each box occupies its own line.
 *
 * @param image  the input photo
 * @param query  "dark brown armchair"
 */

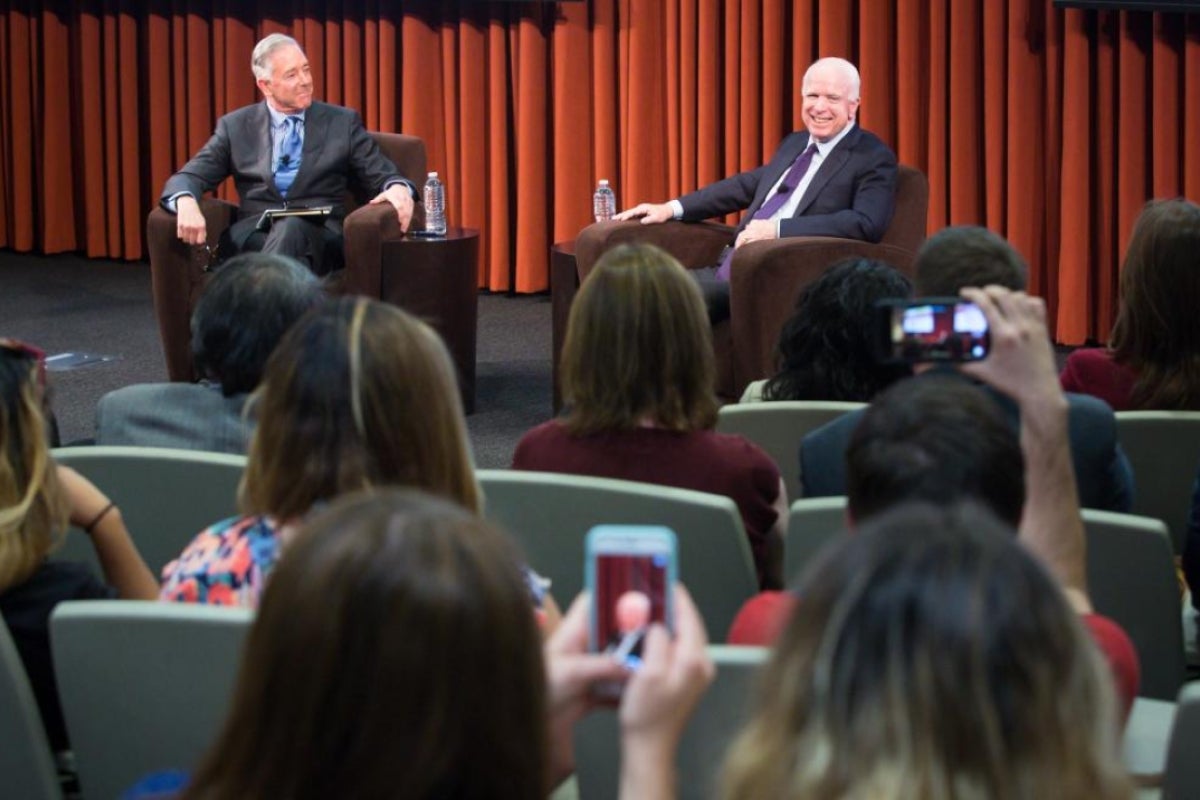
xmin=571 ymin=164 xmax=930 ymax=398
xmin=147 ymin=132 xmax=428 ymax=381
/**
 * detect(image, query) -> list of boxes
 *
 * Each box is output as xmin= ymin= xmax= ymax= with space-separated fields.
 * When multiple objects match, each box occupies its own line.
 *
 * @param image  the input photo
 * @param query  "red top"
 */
xmin=728 ymin=591 xmax=1140 ymax=721
xmin=512 ymin=422 xmax=782 ymax=587
xmin=1059 ymin=348 xmax=1138 ymax=411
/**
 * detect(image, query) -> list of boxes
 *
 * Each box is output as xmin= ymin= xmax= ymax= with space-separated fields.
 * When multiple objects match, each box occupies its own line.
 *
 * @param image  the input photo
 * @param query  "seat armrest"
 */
xmin=341 ymin=202 xmax=415 ymax=297
xmin=146 ymin=199 xmax=237 ymax=382
xmin=575 ymin=220 xmax=733 ymax=281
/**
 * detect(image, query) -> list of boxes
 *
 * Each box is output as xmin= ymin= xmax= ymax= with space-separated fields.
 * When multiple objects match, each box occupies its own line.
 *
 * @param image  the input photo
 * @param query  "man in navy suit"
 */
xmin=161 ymin=34 xmax=416 ymax=275
xmin=616 ymin=57 xmax=897 ymax=321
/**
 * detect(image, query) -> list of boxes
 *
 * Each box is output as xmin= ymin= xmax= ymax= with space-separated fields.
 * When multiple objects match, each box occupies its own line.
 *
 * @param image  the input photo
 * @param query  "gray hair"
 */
xmin=803 ymin=57 xmax=861 ymax=102
xmin=251 ymin=34 xmax=302 ymax=81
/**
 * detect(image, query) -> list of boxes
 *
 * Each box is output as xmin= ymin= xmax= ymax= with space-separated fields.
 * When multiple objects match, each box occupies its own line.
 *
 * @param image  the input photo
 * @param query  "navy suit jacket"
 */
xmin=677 ymin=125 xmax=898 ymax=243
xmin=798 ymin=376 xmax=1135 ymax=513
xmin=160 ymin=101 xmax=404 ymax=252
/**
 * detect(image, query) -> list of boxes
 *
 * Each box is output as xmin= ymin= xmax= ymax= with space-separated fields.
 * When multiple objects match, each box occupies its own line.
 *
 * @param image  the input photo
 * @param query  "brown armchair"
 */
xmin=147 ymin=132 xmax=428 ymax=381
xmin=571 ymin=164 xmax=930 ymax=398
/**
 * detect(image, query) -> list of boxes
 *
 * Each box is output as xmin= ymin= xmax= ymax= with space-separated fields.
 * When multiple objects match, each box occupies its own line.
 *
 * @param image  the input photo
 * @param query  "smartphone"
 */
xmin=408 ymin=229 xmax=446 ymax=239
xmin=585 ymin=525 xmax=677 ymax=674
xmin=875 ymin=297 xmax=990 ymax=364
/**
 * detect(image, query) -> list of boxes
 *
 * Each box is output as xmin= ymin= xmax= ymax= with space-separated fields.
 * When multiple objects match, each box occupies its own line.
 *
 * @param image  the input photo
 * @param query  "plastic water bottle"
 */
xmin=424 ymin=171 xmax=447 ymax=236
xmin=593 ymin=179 xmax=616 ymax=222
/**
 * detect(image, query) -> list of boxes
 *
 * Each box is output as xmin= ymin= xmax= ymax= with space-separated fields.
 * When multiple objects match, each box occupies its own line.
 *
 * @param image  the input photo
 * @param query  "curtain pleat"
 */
xmin=0 ymin=1 xmax=1196 ymax=342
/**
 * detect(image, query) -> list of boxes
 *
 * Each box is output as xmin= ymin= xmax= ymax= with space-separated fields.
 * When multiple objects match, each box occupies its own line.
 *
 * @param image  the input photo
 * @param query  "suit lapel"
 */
xmin=292 ymin=102 xmax=329 ymax=196
xmin=248 ymin=103 xmax=277 ymax=199
xmin=793 ymin=126 xmax=860 ymax=216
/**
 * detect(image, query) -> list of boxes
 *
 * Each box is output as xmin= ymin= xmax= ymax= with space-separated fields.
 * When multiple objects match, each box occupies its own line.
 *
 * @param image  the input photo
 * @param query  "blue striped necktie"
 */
xmin=274 ymin=116 xmax=303 ymax=197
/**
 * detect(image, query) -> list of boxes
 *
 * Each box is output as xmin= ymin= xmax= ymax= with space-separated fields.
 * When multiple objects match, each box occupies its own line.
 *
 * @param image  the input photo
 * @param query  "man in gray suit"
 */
xmin=96 ymin=253 xmax=321 ymax=453
xmin=162 ymin=33 xmax=415 ymax=275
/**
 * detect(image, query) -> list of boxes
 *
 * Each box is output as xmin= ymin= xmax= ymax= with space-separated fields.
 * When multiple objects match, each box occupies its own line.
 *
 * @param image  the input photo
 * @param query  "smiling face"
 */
xmin=801 ymin=61 xmax=860 ymax=143
xmin=258 ymin=44 xmax=313 ymax=115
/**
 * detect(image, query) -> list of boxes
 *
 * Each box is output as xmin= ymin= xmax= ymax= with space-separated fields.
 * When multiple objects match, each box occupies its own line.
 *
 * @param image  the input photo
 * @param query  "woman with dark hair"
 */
xmin=513 ymin=243 xmax=787 ymax=589
xmin=159 ymin=298 xmax=514 ymax=609
xmin=0 ymin=339 xmax=158 ymax=754
xmin=1061 ymin=198 xmax=1200 ymax=410
xmin=741 ymin=257 xmax=912 ymax=402
xmin=161 ymin=489 xmax=714 ymax=800
xmin=722 ymin=502 xmax=1134 ymax=800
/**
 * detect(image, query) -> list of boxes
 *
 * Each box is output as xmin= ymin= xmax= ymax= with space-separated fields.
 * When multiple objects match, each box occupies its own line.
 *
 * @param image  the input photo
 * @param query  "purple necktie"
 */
xmin=716 ymin=142 xmax=818 ymax=281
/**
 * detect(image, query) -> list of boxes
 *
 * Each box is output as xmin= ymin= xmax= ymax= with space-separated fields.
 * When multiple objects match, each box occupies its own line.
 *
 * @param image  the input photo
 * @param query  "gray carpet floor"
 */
xmin=0 ymin=251 xmax=557 ymax=468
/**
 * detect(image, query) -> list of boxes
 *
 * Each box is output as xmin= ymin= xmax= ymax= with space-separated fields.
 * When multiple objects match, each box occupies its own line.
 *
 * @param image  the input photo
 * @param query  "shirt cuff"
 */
xmin=668 ymin=199 xmax=684 ymax=220
xmin=164 ymin=192 xmax=194 ymax=214
xmin=384 ymin=178 xmax=418 ymax=201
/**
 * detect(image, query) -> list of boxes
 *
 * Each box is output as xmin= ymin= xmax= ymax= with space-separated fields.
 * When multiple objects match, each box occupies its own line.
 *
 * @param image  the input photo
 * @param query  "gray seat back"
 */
xmin=50 ymin=600 xmax=252 ymax=799
xmin=0 ymin=618 xmax=60 ymax=800
xmin=574 ymin=645 xmax=767 ymax=799
xmin=716 ymin=401 xmax=865 ymax=503
xmin=1114 ymin=411 xmax=1200 ymax=554
xmin=1083 ymin=509 xmax=1186 ymax=701
xmin=784 ymin=496 xmax=849 ymax=585
xmin=51 ymin=446 xmax=246 ymax=575
xmin=478 ymin=470 xmax=757 ymax=639
xmin=1164 ymin=683 xmax=1200 ymax=799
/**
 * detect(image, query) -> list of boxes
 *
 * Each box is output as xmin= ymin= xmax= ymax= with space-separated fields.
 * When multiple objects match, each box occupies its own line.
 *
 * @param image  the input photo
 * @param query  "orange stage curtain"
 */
xmin=0 ymin=1 xmax=1197 ymax=342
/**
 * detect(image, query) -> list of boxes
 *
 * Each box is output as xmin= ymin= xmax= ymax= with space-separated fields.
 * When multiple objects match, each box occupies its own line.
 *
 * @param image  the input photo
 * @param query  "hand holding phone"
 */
xmin=875 ymin=297 xmax=990 ymax=364
xmin=586 ymin=525 xmax=677 ymax=674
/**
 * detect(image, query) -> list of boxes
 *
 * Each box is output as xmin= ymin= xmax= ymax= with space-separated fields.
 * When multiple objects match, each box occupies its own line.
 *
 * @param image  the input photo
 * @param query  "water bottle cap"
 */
xmin=598 ymin=179 xmax=610 ymax=186
xmin=428 ymin=171 xmax=439 ymax=179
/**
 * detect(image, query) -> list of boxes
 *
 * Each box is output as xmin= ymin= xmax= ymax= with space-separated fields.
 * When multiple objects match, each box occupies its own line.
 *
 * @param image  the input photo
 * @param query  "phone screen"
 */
xmin=885 ymin=300 xmax=989 ymax=363
xmin=587 ymin=526 xmax=676 ymax=671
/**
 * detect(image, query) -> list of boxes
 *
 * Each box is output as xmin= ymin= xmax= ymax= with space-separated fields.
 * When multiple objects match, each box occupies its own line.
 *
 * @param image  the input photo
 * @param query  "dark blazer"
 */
xmin=677 ymin=125 xmax=898 ymax=243
xmin=799 ymin=378 xmax=1135 ymax=513
xmin=160 ymin=100 xmax=405 ymax=252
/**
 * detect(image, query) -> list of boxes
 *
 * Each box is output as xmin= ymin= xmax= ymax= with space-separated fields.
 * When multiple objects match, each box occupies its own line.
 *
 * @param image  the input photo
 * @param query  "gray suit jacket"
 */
xmin=96 ymin=383 xmax=252 ymax=455
xmin=798 ymin=375 xmax=1134 ymax=513
xmin=160 ymin=101 xmax=405 ymax=252
xmin=677 ymin=125 xmax=898 ymax=242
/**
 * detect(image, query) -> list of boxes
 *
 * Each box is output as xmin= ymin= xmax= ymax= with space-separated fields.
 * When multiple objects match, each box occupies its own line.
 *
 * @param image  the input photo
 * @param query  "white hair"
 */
xmin=803 ymin=57 xmax=861 ymax=101
xmin=251 ymin=34 xmax=302 ymax=81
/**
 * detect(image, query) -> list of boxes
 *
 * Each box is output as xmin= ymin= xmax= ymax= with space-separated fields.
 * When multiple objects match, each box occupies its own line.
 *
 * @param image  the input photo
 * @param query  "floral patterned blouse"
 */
xmin=159 ymin=515 xmax=285 ymax=608
xmin=159 ymin=514 xmax=550 ymax=611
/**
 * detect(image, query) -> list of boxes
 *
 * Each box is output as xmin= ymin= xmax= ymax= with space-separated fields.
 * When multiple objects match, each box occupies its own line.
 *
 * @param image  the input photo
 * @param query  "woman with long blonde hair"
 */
xmin=1 ymin=339 xmax=157 ymax=752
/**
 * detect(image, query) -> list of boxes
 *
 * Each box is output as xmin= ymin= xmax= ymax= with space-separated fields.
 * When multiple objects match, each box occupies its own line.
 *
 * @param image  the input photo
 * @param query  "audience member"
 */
xmin=616 ymin=57 xmax=896 ymax=322
xmin=157 ymin=298 xmax=522 ymax=611
xmin=740 ymin=257 xmax=911 ymax=402
xmin=731 ymin=288 xmax=1140 ymax=716
xmin=1061 ymin=198 xmax=1200 ymax=410
xmin=161 ymin=34 xmax=416 ymax=274
xmin=96 ymin=252 xmax=321 ymax=453
xmin=139 ymin=490 xmax=714 ymax=799
xmin=721 ymin=502 xmax=1135 ymax=800
xmin=800 ymin=226 xmax=1134 ymax=512
xmin=513 ymin=244 xmax=787 ymax=589
xmin=0 ymin=339 xmax=158 ymax=753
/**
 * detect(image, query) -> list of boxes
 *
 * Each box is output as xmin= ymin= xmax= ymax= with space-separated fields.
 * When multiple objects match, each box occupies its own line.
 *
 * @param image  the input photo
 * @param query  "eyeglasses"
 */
xmin=0 ymin=338 xmax=47 ymax=390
